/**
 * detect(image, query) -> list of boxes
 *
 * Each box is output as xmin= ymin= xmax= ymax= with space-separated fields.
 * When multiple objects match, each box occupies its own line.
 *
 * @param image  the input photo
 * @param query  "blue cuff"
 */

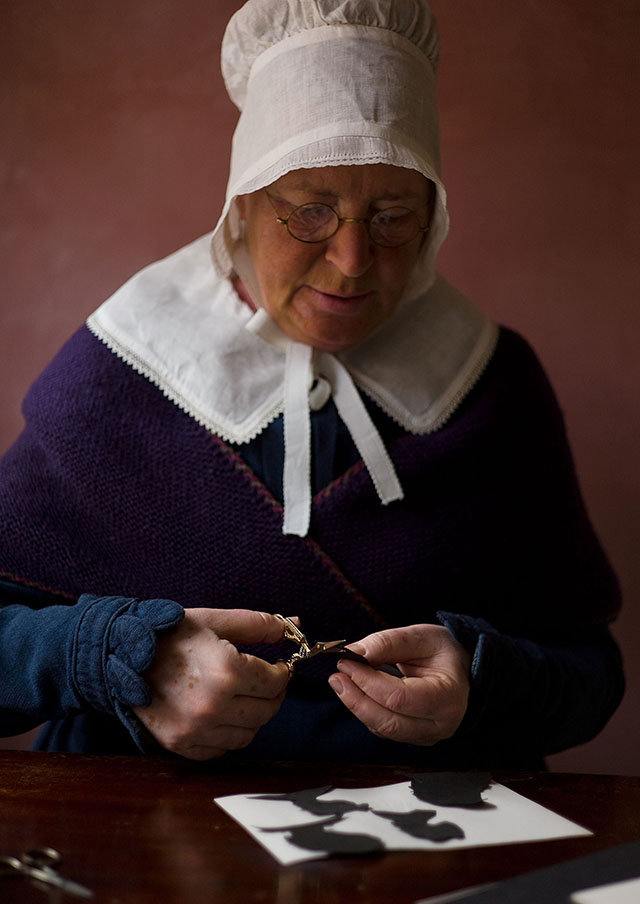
xmin=436 ymin=610 xmax=498 ymax=736
xmin=73 ymin=594 xmax=184 ymax=733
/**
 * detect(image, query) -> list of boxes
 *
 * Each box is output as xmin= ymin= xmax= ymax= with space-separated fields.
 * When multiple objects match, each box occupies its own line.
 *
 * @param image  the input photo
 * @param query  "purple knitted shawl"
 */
xmin=0 ymin=325 xmax=620 ymax=659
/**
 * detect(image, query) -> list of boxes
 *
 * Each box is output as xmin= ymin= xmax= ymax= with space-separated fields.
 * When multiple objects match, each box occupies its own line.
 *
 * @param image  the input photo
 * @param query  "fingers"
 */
xmin=134 ymin=608 xmax=293 ymax=759
xmin=175 ymin=734 xmax=250 ymax=761
xmin=136 ymin=671 xmax=288 ymax=760
xmin=148 ymin=721 xmax=270 ymax=762
xmin=173 ymin=709 xmax=282 ymax=761
xmin=345 ymin=624 xmax=457 ymax=668
xmin=195 ymin=608 xmax=290 ymax=646
xmin=328 ymin=670 xmax=443 ymax=745
xmin=327 ymin=623 xmax=472 ymax=746
xmin=333 ymin=658 xmax=451 ymax=718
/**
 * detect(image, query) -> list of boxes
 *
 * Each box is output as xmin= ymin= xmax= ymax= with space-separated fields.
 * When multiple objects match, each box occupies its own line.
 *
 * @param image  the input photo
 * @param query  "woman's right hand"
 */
xmin=133 ymin=608 xmax=290 ymax=760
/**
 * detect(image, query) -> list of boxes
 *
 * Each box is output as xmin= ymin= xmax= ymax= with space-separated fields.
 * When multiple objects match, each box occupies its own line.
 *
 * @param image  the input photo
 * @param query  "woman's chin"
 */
xmin=286 ymin=318 xmax=372 ymax=352
xmin=284 ymin=294 xmax=380 ymax=351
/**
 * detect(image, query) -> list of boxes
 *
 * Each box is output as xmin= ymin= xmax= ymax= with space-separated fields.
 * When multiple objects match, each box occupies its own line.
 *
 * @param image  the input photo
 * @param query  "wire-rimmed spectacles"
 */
xmin=265 ymin=192 xmax=429 ymax=248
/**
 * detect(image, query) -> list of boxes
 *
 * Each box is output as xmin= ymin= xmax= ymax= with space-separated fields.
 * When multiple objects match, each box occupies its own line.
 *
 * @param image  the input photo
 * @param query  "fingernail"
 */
xmin=328 ymin=675 xmax=344 ymax=696
xmin=336 ymin=659 xmax=353 ymax=677
xmin=346 ymin=643 xmax=365 ymax=655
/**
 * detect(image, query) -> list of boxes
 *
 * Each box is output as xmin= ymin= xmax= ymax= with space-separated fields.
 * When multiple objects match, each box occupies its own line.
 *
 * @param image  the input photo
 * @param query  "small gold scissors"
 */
xmin=275 ymin=614 xmax=368 ymax=673
xmin=0 ymin=847 xmax=93 ymax=899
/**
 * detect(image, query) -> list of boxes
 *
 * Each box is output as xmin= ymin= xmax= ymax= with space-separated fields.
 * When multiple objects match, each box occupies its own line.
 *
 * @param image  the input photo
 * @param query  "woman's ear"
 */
xmin=235 ymin=194 xmax=246 ymax=219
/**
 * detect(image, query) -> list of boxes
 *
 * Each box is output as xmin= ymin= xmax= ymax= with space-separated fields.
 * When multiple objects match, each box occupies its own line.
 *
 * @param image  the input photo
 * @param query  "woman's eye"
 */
xmin=374 ymin=207 xmax=413 ymax=227
xmin=289 ymin=204 xmax=335 ymax=238
xmin=294 ymin=204 xmax=333 ymax=225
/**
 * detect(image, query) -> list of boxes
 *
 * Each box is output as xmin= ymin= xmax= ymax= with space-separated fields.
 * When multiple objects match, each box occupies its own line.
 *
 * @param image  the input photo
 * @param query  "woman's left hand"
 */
xmin=328 ymin=625 xmax=472 ymax=746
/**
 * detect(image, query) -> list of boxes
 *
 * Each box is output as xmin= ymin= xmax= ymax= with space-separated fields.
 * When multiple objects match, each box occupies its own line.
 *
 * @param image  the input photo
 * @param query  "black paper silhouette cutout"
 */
xmin=252 ymin=786 xmax=368 ymax=817
xmin=252 ymin=773 xmax=497 ymax=859
xmin=261 ymin=815 xmax=384 ymax=855
xmin=373 ymin=809 xmax=465 ymax=842
xmin=409 ymin=772 xmax=492 ymax=808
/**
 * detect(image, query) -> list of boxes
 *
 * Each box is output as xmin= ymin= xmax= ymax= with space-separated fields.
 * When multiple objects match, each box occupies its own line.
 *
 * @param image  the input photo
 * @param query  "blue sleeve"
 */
xmin=439 ymin=610 xmax=625 ymax=760
xmin=0 ymin=580 xmax=183 ymax=749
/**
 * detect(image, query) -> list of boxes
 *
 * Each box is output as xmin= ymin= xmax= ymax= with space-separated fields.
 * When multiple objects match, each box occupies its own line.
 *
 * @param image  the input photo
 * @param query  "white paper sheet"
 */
xmin=415 ymin=883 xmax=498 ymax=904
xmin=214 ymin=780 xmax=592 ymax=866
xmin=571 ymin=877 xmax=640 ymax=904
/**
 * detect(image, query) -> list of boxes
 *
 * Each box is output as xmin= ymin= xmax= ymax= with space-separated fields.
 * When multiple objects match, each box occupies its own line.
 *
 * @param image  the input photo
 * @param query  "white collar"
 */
xmin=87 ymin=234 xmax=497 ymax=533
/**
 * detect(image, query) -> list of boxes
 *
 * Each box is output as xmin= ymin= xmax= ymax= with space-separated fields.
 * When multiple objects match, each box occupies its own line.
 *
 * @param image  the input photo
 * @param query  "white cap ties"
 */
xmin=248 ymin=310 xmax=404 ymax=536
xmin=317 ymin=352 xmax=404 ymax=507
xmin=282 ymin=341 xmax=313 ymax=536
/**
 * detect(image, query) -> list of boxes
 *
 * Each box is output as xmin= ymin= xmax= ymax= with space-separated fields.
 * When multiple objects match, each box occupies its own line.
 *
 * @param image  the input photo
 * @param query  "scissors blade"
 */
xmin=311 ymin=639 xmax=347 ymax=654
xmin=27 ymin=865 xmax=94 ymax=900
xmin=307 ymin=640 xmax=369 ymax=663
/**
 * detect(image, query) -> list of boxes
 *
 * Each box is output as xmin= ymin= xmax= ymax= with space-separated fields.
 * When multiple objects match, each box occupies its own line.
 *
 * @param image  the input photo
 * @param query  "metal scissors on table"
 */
xmin=275 ymin=614 xmax=369 ymax=673
xmin=0 ymin=847 xmax=94 ymax=899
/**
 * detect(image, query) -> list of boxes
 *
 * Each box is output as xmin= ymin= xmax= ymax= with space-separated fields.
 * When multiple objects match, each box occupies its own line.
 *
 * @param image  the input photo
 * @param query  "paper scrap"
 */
xmin=414 ymin=840 xmax=640 ymax=904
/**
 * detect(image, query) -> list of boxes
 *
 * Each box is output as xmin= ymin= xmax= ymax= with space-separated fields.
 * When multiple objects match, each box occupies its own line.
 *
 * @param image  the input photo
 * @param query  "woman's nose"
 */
xmin=323 ymin=220 xmax=373 ymax=278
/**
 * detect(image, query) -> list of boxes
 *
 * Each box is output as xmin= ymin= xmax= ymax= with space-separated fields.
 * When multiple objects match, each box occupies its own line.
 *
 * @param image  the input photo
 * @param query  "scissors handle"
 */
xmin=22 ymin=846 xmax=62 ymax=870
xmin=275 ymin=614 xmax=372 ymax=671
xmin=0 ymin=848 xmax=94 ymax=899
xmin=275 ymin=614 xmax=308 ymax=648
xmin=0 ymin=855 xmax=24 ymax=877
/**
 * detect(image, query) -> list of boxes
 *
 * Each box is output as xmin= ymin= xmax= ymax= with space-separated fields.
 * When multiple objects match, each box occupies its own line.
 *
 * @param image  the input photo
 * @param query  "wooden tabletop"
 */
xmin=0 ymin=750 xmax=638 ymax=904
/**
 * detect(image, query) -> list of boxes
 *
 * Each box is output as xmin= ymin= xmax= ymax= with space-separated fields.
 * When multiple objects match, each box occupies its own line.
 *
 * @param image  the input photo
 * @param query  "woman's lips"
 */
xmin=304 ymin=286 xmax=373 ymax=316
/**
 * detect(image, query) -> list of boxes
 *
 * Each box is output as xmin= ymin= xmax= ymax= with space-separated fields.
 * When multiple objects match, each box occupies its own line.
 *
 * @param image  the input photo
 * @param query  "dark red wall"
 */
xmin=1 ymin=1 xmax=638 ymax=773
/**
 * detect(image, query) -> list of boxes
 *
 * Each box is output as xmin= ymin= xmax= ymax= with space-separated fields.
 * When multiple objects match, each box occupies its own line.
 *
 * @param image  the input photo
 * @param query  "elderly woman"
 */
xmin=0 ymin=0 xmax=623 ymax=766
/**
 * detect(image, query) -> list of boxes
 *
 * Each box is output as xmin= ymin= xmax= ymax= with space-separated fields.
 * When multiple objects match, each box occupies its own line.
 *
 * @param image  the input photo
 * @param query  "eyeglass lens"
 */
xmin=286 ymin=203 xmax=424 ymax=247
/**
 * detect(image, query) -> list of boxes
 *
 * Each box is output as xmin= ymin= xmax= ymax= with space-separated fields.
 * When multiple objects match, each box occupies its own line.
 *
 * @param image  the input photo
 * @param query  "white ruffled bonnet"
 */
xmin=210 ymin=0 xmax=449 ymax=301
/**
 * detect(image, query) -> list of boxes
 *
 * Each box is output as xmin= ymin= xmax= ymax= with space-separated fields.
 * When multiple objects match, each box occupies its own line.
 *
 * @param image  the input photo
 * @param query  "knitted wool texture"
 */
xmin=0 ymin=326 xmax=620 ymax=684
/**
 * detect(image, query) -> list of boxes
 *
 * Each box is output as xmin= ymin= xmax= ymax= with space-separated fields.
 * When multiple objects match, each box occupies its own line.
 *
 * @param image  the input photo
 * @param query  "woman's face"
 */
xmin=236 ymin=164 xmax=432 ymax=352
